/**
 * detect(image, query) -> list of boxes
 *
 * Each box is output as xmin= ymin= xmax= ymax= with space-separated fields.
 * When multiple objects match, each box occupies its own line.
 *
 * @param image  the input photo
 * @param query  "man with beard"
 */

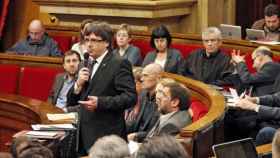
xmin=251 ymin=4 xmax=280 ymax=41
xmin=48 ymin=50 xmax=81 ymax=112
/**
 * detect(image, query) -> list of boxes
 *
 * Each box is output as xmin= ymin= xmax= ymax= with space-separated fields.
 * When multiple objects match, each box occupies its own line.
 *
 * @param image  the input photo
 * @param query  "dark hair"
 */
xmin=62 ymin=50 xmax=81 ymax=63
xmin=136 ymin=135 xmax=190 ymax=158
xmin=18 ymin=146 xmax=53 ymax=158
xmin=150 ymin=25 xmax=172 ymax=49
xmin=264 ymin=4 xmax=280 ymax=17
xmin=80 ymin=19 xmax=93 ymax=40
xmin=165 ymin=82 xmax=190 ymax=110
xmin=84 ymin=22 xmax=113 ymax=51
xmin=257 ymin=49 xmax=273 ymax=58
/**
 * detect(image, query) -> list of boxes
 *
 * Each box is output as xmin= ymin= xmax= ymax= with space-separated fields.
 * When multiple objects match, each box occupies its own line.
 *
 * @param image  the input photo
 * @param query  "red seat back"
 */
xmin=190 ymin=99 xmax=209 ymax=122
xmin=52 ymin=36 xmax=73 ymax=54
xmin=0 ymin=64 xmax=20 ymax=94
xmin=19 ymin=67 xmax=63 ymax=101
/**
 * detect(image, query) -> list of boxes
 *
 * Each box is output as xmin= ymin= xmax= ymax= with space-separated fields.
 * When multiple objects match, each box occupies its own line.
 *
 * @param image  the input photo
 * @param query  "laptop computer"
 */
xmin=246 ymin=29 xmax=265 ymax=40
xmin=212 ymin=138 xmax=258 ymax=158
xmin=220 ymin=24 xmax=242 ymax=40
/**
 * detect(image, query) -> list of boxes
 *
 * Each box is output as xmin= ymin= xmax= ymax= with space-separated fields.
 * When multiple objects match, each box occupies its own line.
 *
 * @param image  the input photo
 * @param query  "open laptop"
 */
xmin=212 ymin=138 xmax=258 ymax=158
xmin=246 ymin=29 xmax=265 ymax=40
xmin=220 ymin=24 xmax=242 ymax=40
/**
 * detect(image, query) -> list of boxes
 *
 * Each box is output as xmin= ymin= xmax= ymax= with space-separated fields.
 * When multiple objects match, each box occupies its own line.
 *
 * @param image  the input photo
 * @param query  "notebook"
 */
xmin=212 ymin=138 xmax=258 ymax=158
xmin=220 ymin=24 xmax=242 ymax=40
xmin=246 ymin=29 xmax=265 ymax=40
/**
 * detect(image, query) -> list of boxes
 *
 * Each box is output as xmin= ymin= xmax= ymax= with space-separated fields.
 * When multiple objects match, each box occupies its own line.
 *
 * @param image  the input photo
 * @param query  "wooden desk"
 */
xmin=0 ymin=93 xmax=63 ymax=152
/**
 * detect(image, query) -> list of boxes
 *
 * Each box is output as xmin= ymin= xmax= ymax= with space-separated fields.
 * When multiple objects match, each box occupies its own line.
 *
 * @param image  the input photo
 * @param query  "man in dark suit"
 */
xmin=67 ymin=22 xmax=137 ymax=155
xmin=48 ymin=50 xmax=81 ymax=112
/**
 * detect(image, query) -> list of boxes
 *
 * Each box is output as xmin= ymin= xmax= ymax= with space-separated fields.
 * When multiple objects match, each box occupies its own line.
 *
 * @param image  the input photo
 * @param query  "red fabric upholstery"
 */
xmin=172 ymin=43 xmax=203 ymax=58
xmin=19 ymin=67 xmax=63 ymax=101
xmin=130 ymin=39 xmax=154 ymax=58
xmin=190 ymin=99 xmax=209 ymax=122
xmin=52 ymin=36 xmax=73 ymax=54
xmin=0 ymin=64 xmax=20 ymax=94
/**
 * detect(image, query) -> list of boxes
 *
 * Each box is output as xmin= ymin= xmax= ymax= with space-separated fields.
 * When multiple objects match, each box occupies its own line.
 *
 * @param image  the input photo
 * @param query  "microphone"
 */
xmin=83 ymin=53 xmax=90 ymax=68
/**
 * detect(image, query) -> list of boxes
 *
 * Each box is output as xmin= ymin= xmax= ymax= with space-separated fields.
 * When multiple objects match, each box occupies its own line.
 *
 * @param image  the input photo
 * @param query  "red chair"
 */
xmin=52 ymin=35 xmax=73 ymax=54
xmin=19 ymin=67 xmax=63 ymax=101
xmin=190 ymin=99 xmax=209 ymax=122
xmin=0 ymin=64 xmax=20 ymax=94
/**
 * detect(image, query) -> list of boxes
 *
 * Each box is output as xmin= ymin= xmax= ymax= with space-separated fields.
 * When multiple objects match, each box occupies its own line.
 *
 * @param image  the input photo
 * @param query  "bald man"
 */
xmin=7 ymin=19 xmax=62 ymax=57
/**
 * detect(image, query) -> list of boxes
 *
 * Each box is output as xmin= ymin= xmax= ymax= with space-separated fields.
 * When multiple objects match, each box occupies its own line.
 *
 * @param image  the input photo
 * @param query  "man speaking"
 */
xmin=67 ymin=22 xmax=137 ymax=156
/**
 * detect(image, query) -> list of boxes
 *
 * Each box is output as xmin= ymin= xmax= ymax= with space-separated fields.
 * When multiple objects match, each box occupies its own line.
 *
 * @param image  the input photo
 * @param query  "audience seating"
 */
xmin=0 ymin=63 xmax=63 ymax=101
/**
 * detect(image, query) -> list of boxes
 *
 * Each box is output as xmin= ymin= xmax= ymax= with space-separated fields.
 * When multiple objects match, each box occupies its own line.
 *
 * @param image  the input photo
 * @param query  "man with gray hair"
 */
xmin=179 ymin=27 xmax=233 ymax=85
xmin=89 ymin=135 xmax=130 ymax=158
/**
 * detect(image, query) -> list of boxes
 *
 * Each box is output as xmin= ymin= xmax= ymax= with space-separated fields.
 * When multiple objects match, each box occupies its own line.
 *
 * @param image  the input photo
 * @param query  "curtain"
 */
xmin=0 ymin=0 xmax=10 ymax=38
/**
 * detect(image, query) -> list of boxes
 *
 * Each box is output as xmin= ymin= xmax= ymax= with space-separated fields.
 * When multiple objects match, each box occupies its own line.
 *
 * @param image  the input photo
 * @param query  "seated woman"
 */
xmin=142 ymin=25 xmax=183 ymax=74
xmin=113 ymin=24 xmax=142 ymax=66
xmin=71 ymin=19 xmax=93 ymax=60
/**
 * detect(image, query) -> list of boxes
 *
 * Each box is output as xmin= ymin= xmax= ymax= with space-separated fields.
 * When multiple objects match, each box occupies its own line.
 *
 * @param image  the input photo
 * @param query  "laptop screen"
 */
xmin=212 ymin=138 xmax=258 ymax=158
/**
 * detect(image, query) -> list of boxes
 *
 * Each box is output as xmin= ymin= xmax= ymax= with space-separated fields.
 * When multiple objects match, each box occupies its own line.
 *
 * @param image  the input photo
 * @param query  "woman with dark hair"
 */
xmin=142 ymin=25 xmax=182 ymax=73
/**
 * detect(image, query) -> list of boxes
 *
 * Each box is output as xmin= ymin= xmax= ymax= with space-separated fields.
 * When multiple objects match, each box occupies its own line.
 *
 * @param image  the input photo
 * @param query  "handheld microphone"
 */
xmin=83 ymin=53 xmax=90 ymax=68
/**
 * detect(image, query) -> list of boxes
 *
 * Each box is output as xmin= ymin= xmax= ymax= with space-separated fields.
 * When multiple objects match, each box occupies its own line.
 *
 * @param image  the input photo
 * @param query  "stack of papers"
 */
xmin=47 ymin=113 xmax=76 ymax=122
xmin=26 ymin=131 xmax=64 ymax=139
xmin=31 ymin=124 xmax=75 ymax=131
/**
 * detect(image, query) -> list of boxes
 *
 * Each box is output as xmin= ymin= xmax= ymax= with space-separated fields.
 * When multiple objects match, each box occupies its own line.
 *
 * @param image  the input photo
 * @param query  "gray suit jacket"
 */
xmin=48 ymin=73 xmax=65 ymax=105
xmin=142 ymin=48 xmax=182 ymax=74
xmin=146 ymin=110 xmax=192 ymax=138
xmin=113 ymin=44 xmax=142 ymax=66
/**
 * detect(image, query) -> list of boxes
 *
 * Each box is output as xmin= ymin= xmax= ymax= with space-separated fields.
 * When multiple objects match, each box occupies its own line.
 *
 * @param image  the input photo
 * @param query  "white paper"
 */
xmin=250 ymin=40 xmax=280 ymax=45
xmin=32 ymin=124 xmax=75 ymax=130
xmin=47 ymin=112 xmax=76 ymax=121
xmin=128 ymin=140 xmax=140 ymax=154
xmin=26 ymin=131 xmax=58 ymax=137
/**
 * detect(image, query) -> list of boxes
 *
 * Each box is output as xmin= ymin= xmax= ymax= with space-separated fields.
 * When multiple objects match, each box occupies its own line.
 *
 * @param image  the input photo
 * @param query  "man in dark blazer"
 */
xmin=48 ymin=50 xmax=81 ymax=112
xmin=67 ymin=22 xmax=137 ymax=155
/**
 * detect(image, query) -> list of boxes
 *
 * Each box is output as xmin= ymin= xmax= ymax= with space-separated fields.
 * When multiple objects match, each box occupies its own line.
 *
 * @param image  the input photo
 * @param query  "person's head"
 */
xmin=136 ymin=135 xmax=190 ymax=158
xmin=202 ymin=27 xmax=222 ymax=54
xmin=141 ymin=63 xmax=163 ymax=93
xmin=156 ymin=82 xmax=190 ymax=114
xmin=155 ymin=78 xmax=176 ymax=105
xmin=273 ymin=129 xmax=280 ymax=158
xmin=84 ymin=22 xmax=113 ymax=59
xmin=252 ymin=46 xmax=273 ymax=71
xmin=133 ymin=67 xmax=143 ymax=94
xmin=264 ymin=4 xmax=280 ymax=32
xmin=18 ymin=145 xmax=53 ymax=158
xmin=89 ymin=135 xmax=129 ymax=158
xmin=115 ymin=24 xmax=132 ymax=48
xmin=62 ymin=50 xmax=81 ymax=76
xmin=28 ymin=19 xmax=45 ymax=42
xmin=80 ymin=19 xmax=94 ymax=41
xmin=150 ymin=25 xmax=172 ymax=53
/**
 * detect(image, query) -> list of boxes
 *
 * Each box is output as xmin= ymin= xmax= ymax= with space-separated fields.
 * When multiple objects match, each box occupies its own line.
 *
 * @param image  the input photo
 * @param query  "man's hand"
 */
xmin=245 ymin=96 xmax=258 ymax=104
xmin=78 ymin=96 xmax=98 ymax=111
xmin=235 ymin=98 xmax=258 ymax=111
xmin=127 ymin=133 xmax=137 ymax=141
xmin=76 ymin=67 xmax=90 ymax=88
xmin=231 ymin=49 xmax=245 ymax=64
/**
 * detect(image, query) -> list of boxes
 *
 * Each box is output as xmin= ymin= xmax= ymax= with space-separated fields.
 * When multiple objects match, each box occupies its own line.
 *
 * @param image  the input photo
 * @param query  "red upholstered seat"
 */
xmin=190 ymin=99 xmax=209 ymax=122
xmin=0 ymin=64 xmax=20 ymax=94
xmin=19 ymin=67 xmax=63 ymax=101
xmin=52 ymin=36 xmax=73 ymax=53
xmin=172 ymin=43 xmax=203 ymax=58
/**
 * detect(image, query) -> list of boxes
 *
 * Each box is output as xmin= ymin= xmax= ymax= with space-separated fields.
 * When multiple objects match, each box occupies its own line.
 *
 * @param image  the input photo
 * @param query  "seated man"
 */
xmin=231 ymin=46 xmax=280 ymax=96
xmin=179 ymin=27 xmax=233 ymax=85
xmin=146 ymin=81 xmax=192 ymax=138
xmin=48 ymin=50 xmax=81 ymax=112
xmin=127 ymin=63 xmax=161 ymax=142
xmin=251 ymin=4 xmax=280 ymax=41
xmin=7 ymin=19 xmax=62 ymax=56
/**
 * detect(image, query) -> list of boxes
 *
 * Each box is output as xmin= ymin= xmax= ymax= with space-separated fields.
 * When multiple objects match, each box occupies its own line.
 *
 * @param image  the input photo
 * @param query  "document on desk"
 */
xmin=26 ymin=131 xmax=62 ymax=139
xmin=47 ymin=112 xmax=76 ymax=121
xmin=32 ymin=124 xmax=75 ymax=131
xmin=250 ymin=40 xmax=280 ymax=45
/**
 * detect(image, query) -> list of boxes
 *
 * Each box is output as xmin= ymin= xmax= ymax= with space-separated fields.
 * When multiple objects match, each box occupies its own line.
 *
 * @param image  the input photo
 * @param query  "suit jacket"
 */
xmin=236 ymin=61 xmax=280 ymax=96
xmin=147 ymin=110 xmax=192 ymax=138
xmin=142 ymin=48 xmax=182 ymax=74
xmin=112 ymin=44 xmax=142 ymax=66
xmin=48 ymin=73 xmax=65 ymax=105
xmin=67 ymin=51 xmax=137 ymax=152
xmin=128 ymin=90 xmax=159 ymax=142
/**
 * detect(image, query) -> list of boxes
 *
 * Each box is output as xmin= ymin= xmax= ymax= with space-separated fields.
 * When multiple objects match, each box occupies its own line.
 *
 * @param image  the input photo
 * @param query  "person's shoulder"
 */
xmin=168 ymin=48 xmax=181 ymax=55
xmin=129 ymin=44 xmax=140 ymax=52
xmin=252 ymin=19 xmax=265 ymax=30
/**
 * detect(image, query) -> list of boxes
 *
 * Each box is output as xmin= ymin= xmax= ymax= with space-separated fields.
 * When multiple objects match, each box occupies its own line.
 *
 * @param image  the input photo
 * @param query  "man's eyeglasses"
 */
xmin=85 ymin=38 xmax=104 ymax=43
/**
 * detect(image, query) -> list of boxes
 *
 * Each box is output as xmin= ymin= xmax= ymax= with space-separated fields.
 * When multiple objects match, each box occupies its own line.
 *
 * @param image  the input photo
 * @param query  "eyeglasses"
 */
xmin=85 ymin=38 xmax=104 ymax=43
